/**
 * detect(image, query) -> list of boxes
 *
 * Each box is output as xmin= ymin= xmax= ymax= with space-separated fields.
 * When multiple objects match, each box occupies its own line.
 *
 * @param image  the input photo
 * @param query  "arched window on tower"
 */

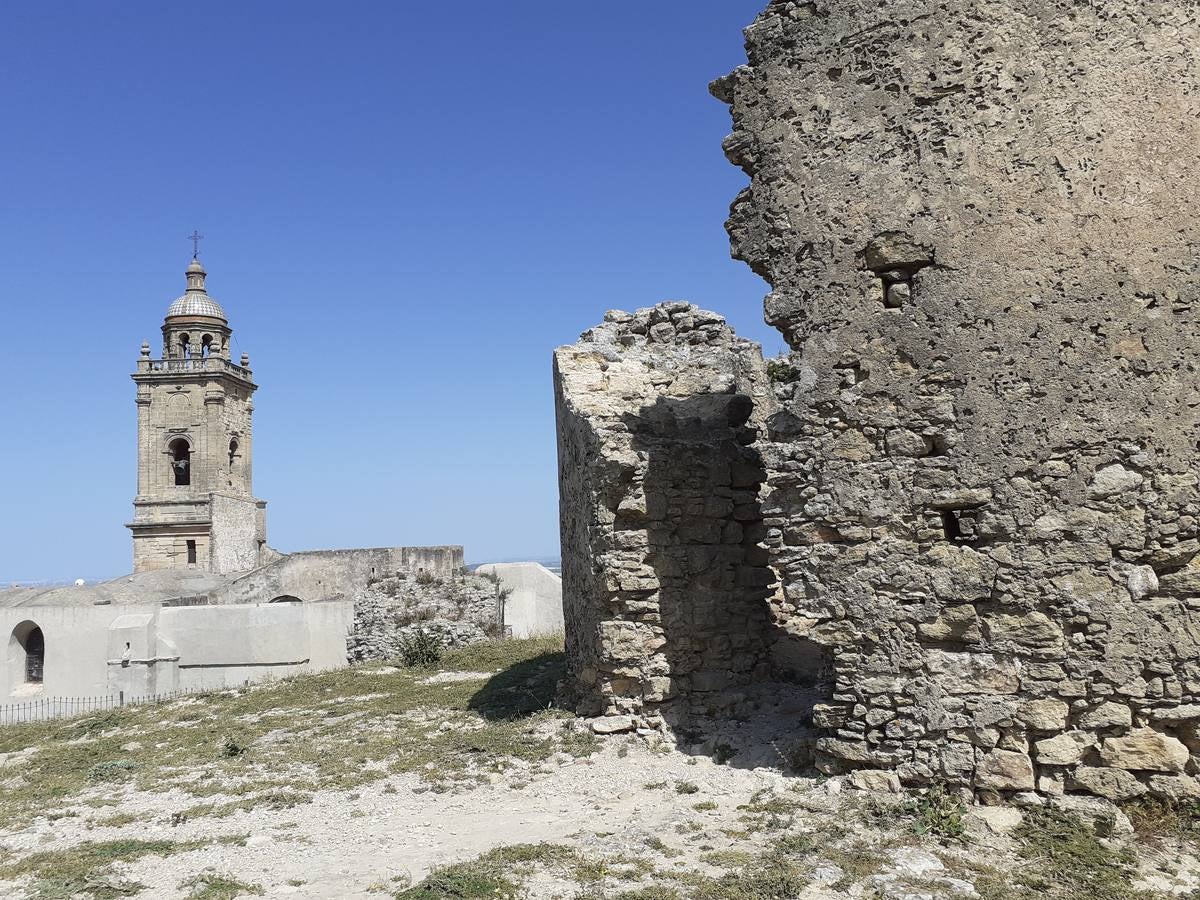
xmin=169 ymin=438 xmax=191 ymax=486
xmin=179 ymin=333 xmax=191 ymax=359
xmin=201 ymin=334 xmax=213 ymax=358
xmin=228 ymin=438 xmax=239 ymax=468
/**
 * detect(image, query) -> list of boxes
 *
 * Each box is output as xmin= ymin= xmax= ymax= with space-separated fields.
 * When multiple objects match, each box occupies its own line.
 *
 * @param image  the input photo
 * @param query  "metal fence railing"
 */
xmin=0 ymin=687 xmax=209 ymax=727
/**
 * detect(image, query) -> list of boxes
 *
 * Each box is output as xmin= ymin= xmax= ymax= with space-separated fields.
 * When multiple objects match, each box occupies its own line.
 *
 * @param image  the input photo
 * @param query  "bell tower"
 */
xmin=127 ymin=253 xmax=267 ymax=574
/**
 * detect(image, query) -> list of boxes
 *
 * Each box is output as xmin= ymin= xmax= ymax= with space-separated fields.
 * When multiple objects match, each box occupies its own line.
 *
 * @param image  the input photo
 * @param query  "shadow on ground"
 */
xmin=468 ymin=652 xmax=567 ymax=720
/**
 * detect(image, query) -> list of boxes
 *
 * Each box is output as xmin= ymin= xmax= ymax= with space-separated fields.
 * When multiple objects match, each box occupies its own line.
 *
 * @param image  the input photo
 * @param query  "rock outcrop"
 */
xmin=555 ymin=1 xmax=1200 ymax=801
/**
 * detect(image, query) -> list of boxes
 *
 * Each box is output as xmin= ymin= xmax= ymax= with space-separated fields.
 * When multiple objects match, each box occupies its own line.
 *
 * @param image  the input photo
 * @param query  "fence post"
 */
xmin=119 ymin=691 xmax=124 ymax=707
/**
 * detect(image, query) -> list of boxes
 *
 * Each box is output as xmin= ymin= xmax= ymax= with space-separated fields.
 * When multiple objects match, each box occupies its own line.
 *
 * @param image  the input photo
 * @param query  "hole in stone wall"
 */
xmin=881 ymin=270 xmax=912 ymax=308
xmin=186 ymin=540 xmax=197 ymax=565
xmin=925 ymin=434 xmax=950 ymax=457
xmin=940 ymin=510 xmax=963 ymax=542
xmin=939 ymin=508 xmax=984 ymax=545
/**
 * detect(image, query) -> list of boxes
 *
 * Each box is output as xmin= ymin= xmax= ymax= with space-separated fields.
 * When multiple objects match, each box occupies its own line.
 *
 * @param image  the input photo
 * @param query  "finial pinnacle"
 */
xmin=188 ymin=230 xmax=204 ymax=259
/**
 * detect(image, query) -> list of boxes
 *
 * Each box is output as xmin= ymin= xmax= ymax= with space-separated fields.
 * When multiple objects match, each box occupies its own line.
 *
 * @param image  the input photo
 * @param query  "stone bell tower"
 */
xmin=127 ymin=253 xmax=267 ymax=574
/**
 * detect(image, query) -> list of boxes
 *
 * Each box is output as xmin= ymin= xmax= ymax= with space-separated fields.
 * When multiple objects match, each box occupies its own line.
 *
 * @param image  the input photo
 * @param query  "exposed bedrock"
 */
xmin=556 ymin=0 xmax=1200 ymax=800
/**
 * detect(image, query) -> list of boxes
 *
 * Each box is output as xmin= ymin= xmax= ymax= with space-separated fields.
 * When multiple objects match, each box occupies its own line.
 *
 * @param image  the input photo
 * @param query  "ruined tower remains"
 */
xmin=127 ymin=256 xmax=267 ymax=574
xmin=557 ymin=1 xmax=1200 ymax=801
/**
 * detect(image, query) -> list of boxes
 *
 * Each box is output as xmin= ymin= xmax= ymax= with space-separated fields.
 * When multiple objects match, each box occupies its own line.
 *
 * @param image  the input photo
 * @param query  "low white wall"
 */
xmin=0 ymin=600 xmax=354 ymax=701
xmin=0 ymin=605 xmax=126 ymax=698
xmin=476 ymin=563 xmax=564 ymax=639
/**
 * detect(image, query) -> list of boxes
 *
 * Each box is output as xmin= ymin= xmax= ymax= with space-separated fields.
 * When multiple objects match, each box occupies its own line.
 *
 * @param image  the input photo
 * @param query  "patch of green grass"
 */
xmin=177 ymin=789 xmax=315 ymax=821
xmin=395 ymin=843 xmax=578 ymax=900
xmin=699 ymin=850 xmax=753 ymax=868
xmin=95 ymin=811 xmax=140 ymax=828
xmin=826 ymin=844 xmax=885 ymax=890
xmin=0 ymin=638 xmax=587 ymax=832
xmin=1 ymin=838 xmax=220 ymax=899
xmin=736 ymin=789 xmax=801 ymax=831
xmin=671 ymin=847 xmax=810 ymax=899
xmin=179 ymin=871 xmax=265 ymax=899
xmin=394 ymin=860 xmax=517 ymax=900
xmin=1013 ymin=807 xmax=1141 ymax=900
xmin=693 ymin=801 xmax=718 ymax=812
xmin=675 ymin=781 xmax=699 ymax=795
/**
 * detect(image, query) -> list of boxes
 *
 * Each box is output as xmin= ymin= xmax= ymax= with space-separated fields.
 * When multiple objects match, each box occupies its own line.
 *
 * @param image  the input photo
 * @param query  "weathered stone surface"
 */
xmin=1099 ymin=730 xmax=1190 ymax=773
xmin=1077 ymin=703 xmax=1134 ymax=730
xmin=591 ymin=715 xmax=636 ymax=735
xmin=1068 ymin=767 xmax=1147 ymax=802
xmin=1017 ymin=699 xmax=1069 ymax=732
xmin=554 ymin=303 xmax=774 ymax=718
xmin=1033 ymin=732 xmax=1095 ymax=767
xmin=347 ymin=572 xmax=498 ymax=663
xmin=556 ymin=0 xmax=1200 ymax=802
xmin=849 ymin=770 xmax=902 ymax=794
xmin=975 ymin=750 xmax=1035 ymax=792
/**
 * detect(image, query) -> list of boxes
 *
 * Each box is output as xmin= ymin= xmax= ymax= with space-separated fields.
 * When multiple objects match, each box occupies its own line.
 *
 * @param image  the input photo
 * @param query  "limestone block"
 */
xmin=1088 ymin=464 xmax=1144 ymax=499
xmin=591 ymin=716 xmax=635 ymax=735
xmin=975 ymin=749 xmax=1035 ymax=792
xmin=1147 ymin=775 xmax=1200 ymax=801
xmin=1033 ymin=732 xmax=1096 ymax=766
xmin=1099 ymin=729 xmax=1189 ymax=773
xmin=849 ymin=769 xmax=902 ymax=793
xmin=1068 ymin=767 xmax=1147 ymax=802
xmin=926 ymin=651 xmax=1020 ymax=695
xmin=1077 ymin=703 xmax=1133 ymax=730
xmin=983 ymin=613 xmax=1064 ymax=650
xmin=1017 ymin=699 xmax=1069 ymax=731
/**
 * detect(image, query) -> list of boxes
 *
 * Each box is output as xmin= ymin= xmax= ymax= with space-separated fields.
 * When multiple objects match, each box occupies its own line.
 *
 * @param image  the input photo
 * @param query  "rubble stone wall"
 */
xmin=715 ymin=0 xmax=1200 ymax=800
xmin=557 ymin=1 xmax=1200 ymax=801
xmin=554 ymin=304 xmax=775 ymax=719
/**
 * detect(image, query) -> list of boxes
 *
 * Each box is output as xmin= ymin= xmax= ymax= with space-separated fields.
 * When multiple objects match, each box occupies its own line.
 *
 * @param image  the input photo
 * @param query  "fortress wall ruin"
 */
xmin=557 ymin=1 xmax=1200 ymax=800
xmin=554 ymin=304 xmax=775 ymax=719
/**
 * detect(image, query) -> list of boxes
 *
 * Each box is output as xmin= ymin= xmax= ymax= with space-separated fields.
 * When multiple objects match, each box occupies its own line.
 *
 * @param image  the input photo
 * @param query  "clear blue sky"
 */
xmin=0 ymin=1 xmax=781 ymax=582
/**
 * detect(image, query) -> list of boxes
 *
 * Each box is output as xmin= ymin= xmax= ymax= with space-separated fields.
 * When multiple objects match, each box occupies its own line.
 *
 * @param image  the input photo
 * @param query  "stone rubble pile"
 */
xmin=347 ymin=572 xmax=498 ymax=663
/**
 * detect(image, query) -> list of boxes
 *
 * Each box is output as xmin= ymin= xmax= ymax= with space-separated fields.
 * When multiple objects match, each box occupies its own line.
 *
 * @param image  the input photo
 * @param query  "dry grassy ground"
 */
xmin=0 ymin=638 xmax=1198 ymax=899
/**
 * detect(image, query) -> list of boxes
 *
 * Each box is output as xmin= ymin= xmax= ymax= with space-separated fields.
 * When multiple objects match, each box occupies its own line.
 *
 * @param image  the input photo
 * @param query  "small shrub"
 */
xmin=219 ymin=735 xmax=248 ymax=758
xmin=395 ymin=860 xmax=517 ymax=899
xmin=88 ymin=760 xmax=137 ymax=782
xmin=180 ymin=870 xmax=265 ymax=899
xmin=675 ymin=781 xmax=700 ymax=795
xmin=398 ymin=629 xmax=443 ymax=667
xmin=415 ymin=571 xmax=435 ymax=586
xmin=766 ymin=357 xmax=802 ymax=384
xmin=905 ymin=783 xmax=966 ymax=840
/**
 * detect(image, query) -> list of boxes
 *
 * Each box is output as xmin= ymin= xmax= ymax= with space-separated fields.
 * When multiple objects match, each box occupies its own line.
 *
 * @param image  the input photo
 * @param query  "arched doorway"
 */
xmin=9 ymin=621 xmax=45 ymax=688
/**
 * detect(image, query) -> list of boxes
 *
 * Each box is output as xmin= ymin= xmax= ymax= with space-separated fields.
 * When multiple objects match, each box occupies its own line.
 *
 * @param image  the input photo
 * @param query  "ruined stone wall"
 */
xmin=554 ymin=303 xmax=775 ymax=721
xmin=705 ymin=0 xmax=1200 ymax=799
xmin=346 ymin=571 xmax=498 ymax=662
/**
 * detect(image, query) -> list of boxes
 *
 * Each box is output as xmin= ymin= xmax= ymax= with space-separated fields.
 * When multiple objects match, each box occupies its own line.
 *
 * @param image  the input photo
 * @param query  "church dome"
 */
xmin=166 ymin=258 xmax=226 ymax=320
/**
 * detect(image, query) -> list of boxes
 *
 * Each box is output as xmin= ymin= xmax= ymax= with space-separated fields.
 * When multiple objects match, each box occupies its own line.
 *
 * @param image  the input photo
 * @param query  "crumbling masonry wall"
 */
xmin=554 ymin=304 xmax=775 ymax=720
xmin=558 ymin=1 xmax=1200 ymax=801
